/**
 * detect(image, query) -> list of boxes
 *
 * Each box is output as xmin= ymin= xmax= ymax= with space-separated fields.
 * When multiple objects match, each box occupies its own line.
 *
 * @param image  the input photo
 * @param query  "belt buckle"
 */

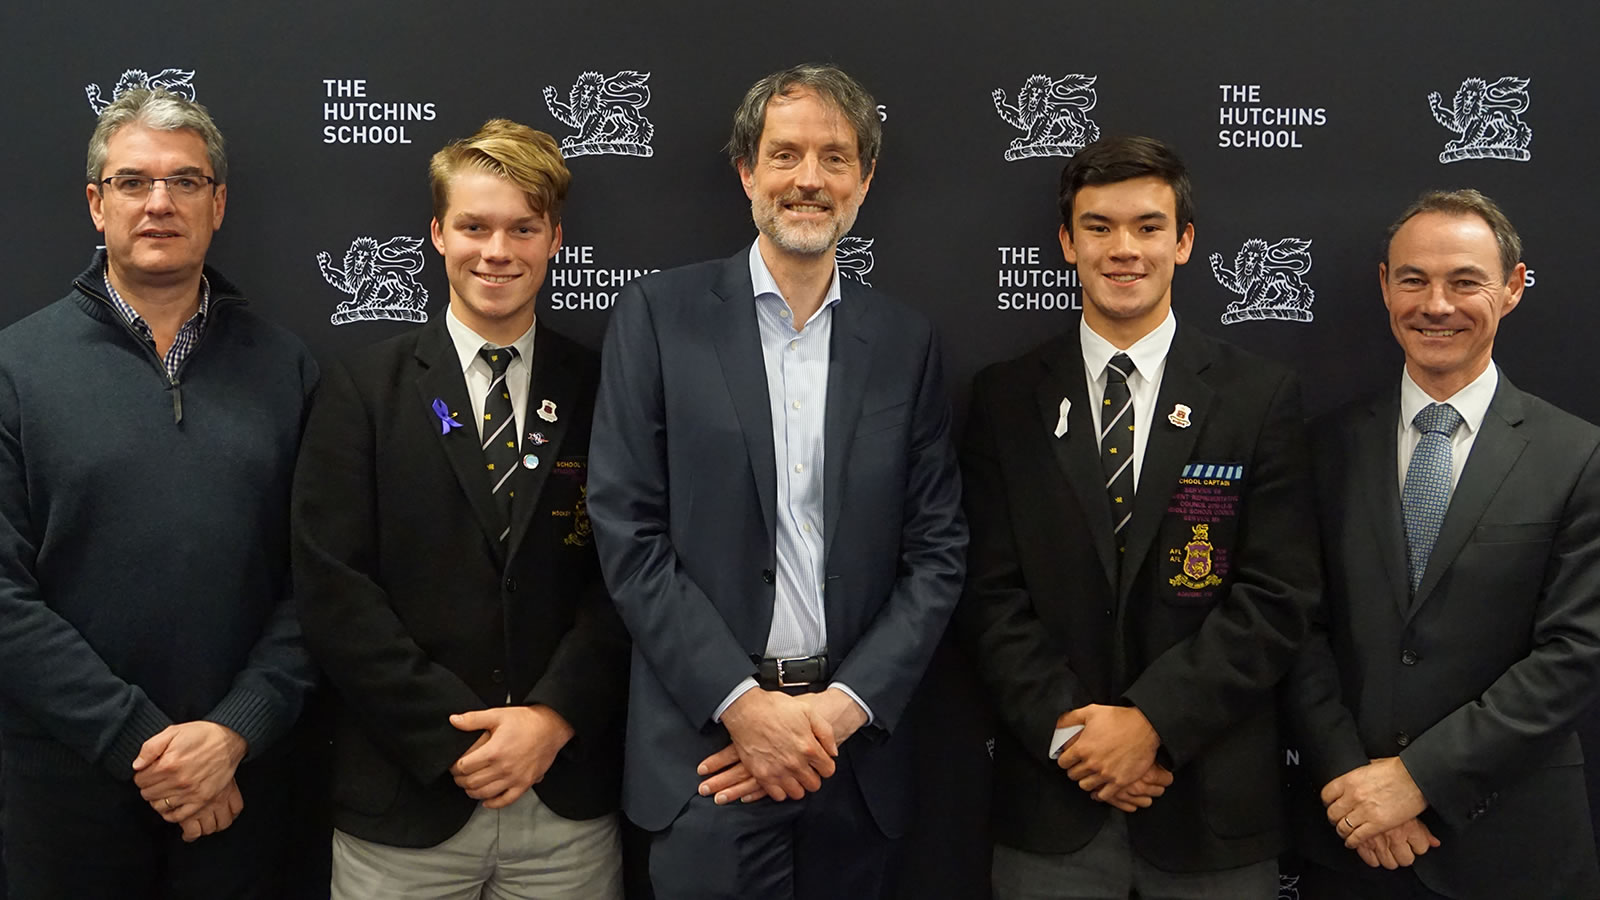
xmin=775 ymin=656 xmax=812 ymax=687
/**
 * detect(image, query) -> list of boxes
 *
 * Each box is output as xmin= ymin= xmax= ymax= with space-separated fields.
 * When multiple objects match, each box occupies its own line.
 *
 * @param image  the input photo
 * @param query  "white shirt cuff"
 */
xmin=712 ymin=679 xmax=876 ymax=728
xmin=1049 ymin=724 xmax=1085 ymax=760
xmin=713 ymin=678 xmax=760 ymax=723
xmin=828 ymin=683 xmax=874 ymax=726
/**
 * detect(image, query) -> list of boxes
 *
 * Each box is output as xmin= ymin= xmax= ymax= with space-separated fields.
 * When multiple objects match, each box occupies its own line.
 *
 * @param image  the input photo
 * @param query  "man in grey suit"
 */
xmin=587 ymin=63 xmax=966 ymax=900
xmin=1287 ymin=189 xmax=1600 ymax=899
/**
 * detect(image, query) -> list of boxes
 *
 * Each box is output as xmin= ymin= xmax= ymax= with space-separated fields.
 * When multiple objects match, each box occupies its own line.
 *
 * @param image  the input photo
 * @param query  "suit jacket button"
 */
xmin=1395 ymin=731 xmax=1411 ymax=747
xmin=504 ymin=577 xmax=517 ymax=592
xmin=491 ymin=667 xmax=506 ymax=684
xmin=1401 ymin=650 xmax=1419 ymax=665
xmin=761 ymin=569 xmax=775 ymax=585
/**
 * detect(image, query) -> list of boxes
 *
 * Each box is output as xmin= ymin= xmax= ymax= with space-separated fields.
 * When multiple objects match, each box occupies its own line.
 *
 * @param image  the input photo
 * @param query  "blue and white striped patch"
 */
xmin=1181 ymin=463 xmax=1244 ymax=480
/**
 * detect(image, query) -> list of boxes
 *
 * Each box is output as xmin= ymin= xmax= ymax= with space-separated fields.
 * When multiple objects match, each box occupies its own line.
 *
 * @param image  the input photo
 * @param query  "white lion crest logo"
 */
xmin=1277 ymin=874 xmax=1300 ymax=900
xmin=317 ymin=236 xmax=430 ymax=326
xmin=543 ymin=71 xmax=655 ymax=158
xmin=86 ymin=68 xmax=196 ymax=114
xmin=836 ymin=237 xmax=875 ymax=287
xmin=1428 ymin=75 xmax=1532 ymax=163
xmin=1211 ymin=237 xmax=1316 ymax=324
xmin=992 ymin=74 xmax=1101 ymax=161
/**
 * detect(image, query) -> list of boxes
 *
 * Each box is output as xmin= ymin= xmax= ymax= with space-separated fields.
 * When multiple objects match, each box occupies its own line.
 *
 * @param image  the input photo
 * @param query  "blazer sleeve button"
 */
xmin=504 ymin=577 xmax=517 ymax=592
xmin=1395 ymin=731 xmax=1411 ymax=747
xmin=761 ymin=569 xmax=775 ymax=585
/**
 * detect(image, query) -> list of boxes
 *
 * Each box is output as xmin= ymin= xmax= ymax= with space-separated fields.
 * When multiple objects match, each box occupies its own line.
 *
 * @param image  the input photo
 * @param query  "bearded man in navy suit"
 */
xmin=587 ymin=63 xmax=967 ymax=900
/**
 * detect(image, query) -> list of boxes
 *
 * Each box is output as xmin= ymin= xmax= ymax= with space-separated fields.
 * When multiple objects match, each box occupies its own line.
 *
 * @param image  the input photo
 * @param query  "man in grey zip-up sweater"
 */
xmin=0 ymin=88 xmax=317 ymax=898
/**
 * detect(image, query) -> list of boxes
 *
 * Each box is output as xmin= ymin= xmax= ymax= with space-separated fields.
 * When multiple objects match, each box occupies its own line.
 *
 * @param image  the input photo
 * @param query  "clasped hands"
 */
xmin=448 ymin=705 xmax=575 ymax=809
xmin=1055 ymin=712 xmax=1443 ymax=868
xmin=132 ymin=721 xmax=248 ymax=843
xmin=1321 ymin=756 xmax=1440 ymax=869
xmin=695 ymin=688 xmax=867 ymax=805
xmin=1054 ymin=704 xmax=1172 ymax=813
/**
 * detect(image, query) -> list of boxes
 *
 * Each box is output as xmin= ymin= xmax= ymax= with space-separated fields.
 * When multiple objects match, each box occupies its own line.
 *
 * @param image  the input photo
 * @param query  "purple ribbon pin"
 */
xmin=431 ymin=398 xmax=464 ymax=435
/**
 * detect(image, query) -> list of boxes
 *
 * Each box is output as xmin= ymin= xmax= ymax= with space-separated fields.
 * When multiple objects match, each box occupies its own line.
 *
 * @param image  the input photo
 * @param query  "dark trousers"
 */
xmin=647 ymin=750 xmax=894 ymax=900
xmin=1 ymin=743 xmax=291 ymax=900
xmin=1296 ymin=859 xmax=1452 ymax=900
xmin=992 ymin=811 xmax=1278 ymax=900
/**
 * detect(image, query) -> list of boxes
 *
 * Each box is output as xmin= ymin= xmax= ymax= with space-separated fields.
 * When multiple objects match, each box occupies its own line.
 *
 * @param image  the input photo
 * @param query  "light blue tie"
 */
xmin=1402 ymin=402 xmax=1463 ymax=594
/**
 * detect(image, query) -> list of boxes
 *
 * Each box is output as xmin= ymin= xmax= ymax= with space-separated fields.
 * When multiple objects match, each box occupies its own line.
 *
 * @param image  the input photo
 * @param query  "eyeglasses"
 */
xmin=98 ymin=174 xmax=218 ymax=200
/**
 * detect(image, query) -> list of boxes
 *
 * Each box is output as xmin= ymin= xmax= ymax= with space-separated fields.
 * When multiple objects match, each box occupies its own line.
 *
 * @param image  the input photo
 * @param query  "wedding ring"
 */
xmin=1342 ymin=816 xmax=1354 ymax=831
xmin=163 ymin=798 xmax=174 ymax=811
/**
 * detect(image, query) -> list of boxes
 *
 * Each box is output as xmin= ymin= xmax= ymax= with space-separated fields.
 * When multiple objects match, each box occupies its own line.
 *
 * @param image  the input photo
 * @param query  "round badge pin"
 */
xmin=522 ymin=454 xmax=540 ymax=470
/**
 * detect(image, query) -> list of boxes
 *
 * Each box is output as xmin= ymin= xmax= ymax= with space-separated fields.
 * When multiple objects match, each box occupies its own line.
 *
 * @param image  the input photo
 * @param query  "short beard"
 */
xmin=751 ymin=189 xmax=859 ymax=257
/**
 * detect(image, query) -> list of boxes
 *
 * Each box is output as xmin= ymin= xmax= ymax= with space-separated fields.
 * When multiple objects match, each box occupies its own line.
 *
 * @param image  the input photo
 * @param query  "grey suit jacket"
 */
xmin=1287 ymin=372 xmax=1600 ymax=899
xmin=587 ymin=250 xmax=967 ymax=835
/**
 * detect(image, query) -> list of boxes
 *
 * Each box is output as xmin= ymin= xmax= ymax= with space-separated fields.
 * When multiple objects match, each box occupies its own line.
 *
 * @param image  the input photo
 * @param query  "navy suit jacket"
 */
xmin=1286 ymin=374 xmax=1600 ymax=899
xmin=587 ymin=250 xmax=966 ymax=836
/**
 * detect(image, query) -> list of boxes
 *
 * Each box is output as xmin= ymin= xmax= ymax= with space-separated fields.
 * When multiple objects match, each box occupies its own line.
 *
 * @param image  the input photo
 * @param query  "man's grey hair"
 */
xmin=726 ymin=63 xmax=880 ymax=181
xmin=86 ymin=88 xmax=227 ymax=184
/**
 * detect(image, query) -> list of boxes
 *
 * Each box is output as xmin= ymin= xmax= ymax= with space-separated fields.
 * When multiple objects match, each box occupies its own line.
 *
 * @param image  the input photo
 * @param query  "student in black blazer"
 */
xmin=292 ymin=120 xmax=628 ymax=899
xmin=958 ymin=136 xmax=1318 ymax=899
xmin=1286 ymin=190 xmax=1600 ymax=900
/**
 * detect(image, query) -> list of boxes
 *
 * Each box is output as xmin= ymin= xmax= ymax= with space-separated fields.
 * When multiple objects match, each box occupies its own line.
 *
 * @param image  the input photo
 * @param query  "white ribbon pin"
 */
xmin=1054 ymin=398 xmax=1071 ymax=438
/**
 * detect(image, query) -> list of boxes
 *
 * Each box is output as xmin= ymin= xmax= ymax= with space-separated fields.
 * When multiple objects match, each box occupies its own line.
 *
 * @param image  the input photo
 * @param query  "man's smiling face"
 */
xmin=740 ymin=87 xmax=873 ymax=259
xmin=1381 ymin=210 xmax=1524 ymax=397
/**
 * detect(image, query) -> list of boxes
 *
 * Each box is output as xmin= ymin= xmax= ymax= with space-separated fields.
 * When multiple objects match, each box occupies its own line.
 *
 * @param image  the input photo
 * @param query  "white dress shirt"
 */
xmin=444 ymin=304 xmax=537 ymax=442
xmin=1079 ymin=310 xmax=1177 ymax=490
xmin=1397 ymin=363 xmax=1498 ymax=495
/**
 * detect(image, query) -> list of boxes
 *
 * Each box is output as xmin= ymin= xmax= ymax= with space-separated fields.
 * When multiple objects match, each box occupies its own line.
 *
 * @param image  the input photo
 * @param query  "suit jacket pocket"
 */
xmin=1473 ymin=521 xmax=1558 ymax=544
xmin=854 ymin=400 xmax=910 ymax=440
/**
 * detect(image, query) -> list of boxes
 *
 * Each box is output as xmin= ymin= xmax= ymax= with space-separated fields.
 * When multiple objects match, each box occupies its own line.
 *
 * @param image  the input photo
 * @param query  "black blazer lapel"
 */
xmin=412 ymin=320 xmax=507 ymax=560
xmin=1353 ymin=388 xmax=1412 ymax=619
xmin=710 ymin=255 xmax=777 ymax=539
xmin=1120 ymin=328 xmax=1212 ymax=599
xmin=1411 ymin=377 xmax=1529 ymax=614
xmin=1032 ymin=335 xmax=1119 ymax=588
xmin=505 ymin=326 xmax=582 ymax=560
xmin=823 ymin=287 xmax=875 ymax=561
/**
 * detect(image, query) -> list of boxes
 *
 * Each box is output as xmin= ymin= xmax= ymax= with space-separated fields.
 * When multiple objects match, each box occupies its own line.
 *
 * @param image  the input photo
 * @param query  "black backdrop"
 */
xmin=4 ymin=2 xmax=1598 ymax=897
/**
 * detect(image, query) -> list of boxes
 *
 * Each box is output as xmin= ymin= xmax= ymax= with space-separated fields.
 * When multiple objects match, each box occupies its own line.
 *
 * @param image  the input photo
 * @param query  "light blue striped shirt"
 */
xmin=713 ymin=241 xmax=872 ymax=723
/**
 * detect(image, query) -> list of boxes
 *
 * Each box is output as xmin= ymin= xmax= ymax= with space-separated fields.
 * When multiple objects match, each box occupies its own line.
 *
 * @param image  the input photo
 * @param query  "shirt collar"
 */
xmin=1079 ymin=309 xmax=1177 ymax=382
xmin=445 ymin=303 xmax=537 ymax=374
xmin=1399 ymin=362 xmax=1498 ymax=435
xmin=102 ymin=266 xmax=212 ymax=330
xmin=747 ymin=240 xmax=843 ymax=312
